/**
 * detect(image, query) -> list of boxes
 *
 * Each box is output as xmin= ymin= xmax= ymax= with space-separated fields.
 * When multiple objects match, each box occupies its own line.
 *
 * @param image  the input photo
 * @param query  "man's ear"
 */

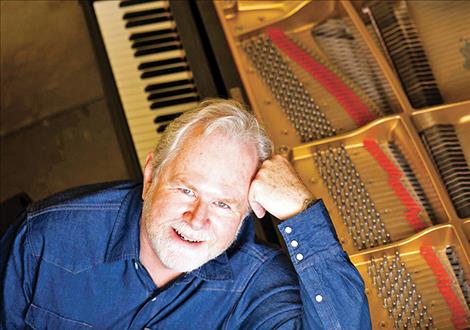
xmin=142 ymin=152 xmax=155 ymax=199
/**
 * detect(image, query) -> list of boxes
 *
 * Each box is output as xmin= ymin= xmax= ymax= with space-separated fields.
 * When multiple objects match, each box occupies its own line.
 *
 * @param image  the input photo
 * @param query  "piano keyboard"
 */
xmin=93 ymin=0 xmax=200 ymax=167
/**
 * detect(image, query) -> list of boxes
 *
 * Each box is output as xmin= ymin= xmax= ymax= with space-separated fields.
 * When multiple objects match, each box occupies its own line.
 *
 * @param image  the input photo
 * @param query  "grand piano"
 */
xmin=82 ymin=1 xmax=470 ymax=328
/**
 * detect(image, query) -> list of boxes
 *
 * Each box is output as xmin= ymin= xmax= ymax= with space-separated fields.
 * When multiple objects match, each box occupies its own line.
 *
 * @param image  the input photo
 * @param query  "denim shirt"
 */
xmin=1 ymin=181 xmax=371 ymax=329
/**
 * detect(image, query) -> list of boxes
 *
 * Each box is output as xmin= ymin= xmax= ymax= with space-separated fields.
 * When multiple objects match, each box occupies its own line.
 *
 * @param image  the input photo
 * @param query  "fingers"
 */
xmin=250 ymin=200 xmax=266 ymax=219
xmin=248 ymin=154 xmax=314 ymax=220
xmin=248 ymin=181 xmax=266 ymax=218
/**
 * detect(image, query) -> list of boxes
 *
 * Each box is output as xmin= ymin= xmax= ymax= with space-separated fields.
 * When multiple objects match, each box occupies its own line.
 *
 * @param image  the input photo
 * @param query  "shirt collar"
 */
xmin=105 ymin=184 xmax=142 ymax=263
xmin=104 ymin=183 xmax=256 ymax=282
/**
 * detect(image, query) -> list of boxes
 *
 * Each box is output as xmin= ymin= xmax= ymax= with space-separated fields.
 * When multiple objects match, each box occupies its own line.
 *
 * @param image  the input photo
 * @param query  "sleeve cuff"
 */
xmin=277 ymin=199 xmax=344 ymax=269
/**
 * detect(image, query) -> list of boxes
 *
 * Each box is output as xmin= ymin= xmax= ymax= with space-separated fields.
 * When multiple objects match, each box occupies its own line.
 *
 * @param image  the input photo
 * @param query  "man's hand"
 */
xmin=248 ymin=155 xmax=314 ymax=220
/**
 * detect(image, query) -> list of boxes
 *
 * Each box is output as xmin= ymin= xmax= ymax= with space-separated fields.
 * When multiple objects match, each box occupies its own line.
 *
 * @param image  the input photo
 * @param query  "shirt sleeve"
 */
xmin=0 ymin=211 xmax=35 ymax=328
xmin=276 ymin=199 xmax=372 ymax=329
xmin=228 ymin=199 xmax=371 ymax=329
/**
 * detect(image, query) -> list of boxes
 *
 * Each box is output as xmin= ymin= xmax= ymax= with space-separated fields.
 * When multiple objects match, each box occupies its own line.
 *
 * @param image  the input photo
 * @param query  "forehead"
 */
xmin=163 ymin=128 xmax=259 ymax=196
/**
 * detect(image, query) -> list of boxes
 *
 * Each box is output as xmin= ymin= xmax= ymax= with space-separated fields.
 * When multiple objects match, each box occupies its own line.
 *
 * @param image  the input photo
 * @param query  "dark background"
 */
xmin=1 ymin=0 xmax=131 ymax=204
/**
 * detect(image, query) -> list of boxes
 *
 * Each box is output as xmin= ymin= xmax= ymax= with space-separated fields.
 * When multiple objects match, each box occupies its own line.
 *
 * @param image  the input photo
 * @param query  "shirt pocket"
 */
xmin=25 ymin=303 xmax=93 ymax=329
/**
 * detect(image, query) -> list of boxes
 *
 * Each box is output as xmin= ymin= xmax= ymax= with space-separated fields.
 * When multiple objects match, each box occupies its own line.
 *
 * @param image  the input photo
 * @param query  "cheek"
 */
xmin=149 ymin=206 xmax=180 ymax=225
xmin=145 ymin=192 xmax=185 ymax=223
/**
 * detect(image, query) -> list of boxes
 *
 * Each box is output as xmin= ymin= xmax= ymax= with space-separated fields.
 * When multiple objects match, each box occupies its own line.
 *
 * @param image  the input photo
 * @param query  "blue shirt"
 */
xmin=1 ymin=181 xmax=371 ymax=329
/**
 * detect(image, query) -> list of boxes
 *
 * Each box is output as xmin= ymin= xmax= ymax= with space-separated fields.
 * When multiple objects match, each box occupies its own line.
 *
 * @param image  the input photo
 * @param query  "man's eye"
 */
xmin=215 ymin=201 xmax=230 ymax=210
xmin=179 ymin=188 xmax=194 ymax=197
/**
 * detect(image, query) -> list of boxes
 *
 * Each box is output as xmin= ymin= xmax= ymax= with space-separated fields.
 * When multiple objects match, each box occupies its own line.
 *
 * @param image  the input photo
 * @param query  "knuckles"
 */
xmin=260 ymin=155 xmax=289 ymax=170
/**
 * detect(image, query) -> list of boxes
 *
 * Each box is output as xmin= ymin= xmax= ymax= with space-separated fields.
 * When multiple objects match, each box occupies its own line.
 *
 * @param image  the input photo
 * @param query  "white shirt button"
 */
xmin=315 ymin=294 xmax=323 ymax=303
xmin=284 ymin=226 xmax=292 ymax=234
xmin=134 ymin=261 xmax=139 ymax=270
xmin=151 ymin=297 xmax=157 ymax=302
xmin=291 ymin=240 xmax=298 ymax=248
xmin=296 ymin=253 xmax=304 ymax=261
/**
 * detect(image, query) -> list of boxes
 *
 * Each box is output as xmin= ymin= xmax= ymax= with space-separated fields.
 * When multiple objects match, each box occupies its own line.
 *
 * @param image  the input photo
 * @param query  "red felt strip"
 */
xmin=266 ymin=28 xmax=376 ymax=126
xmin=420 ymin=246 xmax=469 ymax=329
xmin=363 ymin=139 xmax=427 ymax=231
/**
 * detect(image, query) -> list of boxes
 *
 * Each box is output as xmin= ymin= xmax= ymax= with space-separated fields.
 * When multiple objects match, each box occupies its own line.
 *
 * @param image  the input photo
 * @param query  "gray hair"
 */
xmin=151 ymin=98 xmax=273 ymax=177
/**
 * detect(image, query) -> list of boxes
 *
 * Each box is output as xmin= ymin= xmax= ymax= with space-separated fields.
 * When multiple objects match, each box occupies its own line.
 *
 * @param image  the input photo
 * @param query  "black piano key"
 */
xmin=148 ymin=86 xmax=195 ymax=100
xmin=145 ymin=79 xmax=193 ymax=92
xmin=134 ymin=44 xmax=182 ymax=57
xmin=132 ymin=35 xmax=179 ymax=49
xmin=120 ymin=0 xmax=159 ymax=7
xmin=141 ymin=65 xmax=189 ymax=79
xmin=130 ymin=28 xmax=176 ymax=41
xmin=154 ymin=112 xmax=182 ymax=124
xmin=150 ymin=95 xmax=198 ymax=109
xmin=125 ymin=14 xmax=171 ymax=28
xmin=123 ymin=8 xmax=168 ymax=20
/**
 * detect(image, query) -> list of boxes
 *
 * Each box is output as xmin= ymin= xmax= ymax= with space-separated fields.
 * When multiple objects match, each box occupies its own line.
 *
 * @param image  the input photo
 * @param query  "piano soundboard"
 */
xmin=214 ymin=1 xmax=470 ymax=328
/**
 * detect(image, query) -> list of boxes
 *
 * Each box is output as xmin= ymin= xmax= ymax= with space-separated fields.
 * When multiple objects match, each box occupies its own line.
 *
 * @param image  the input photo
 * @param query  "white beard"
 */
xmin=141 ymin=192 xmax=238 ymax=273
xmin=145 ymin=219 xmax=216 ymax=272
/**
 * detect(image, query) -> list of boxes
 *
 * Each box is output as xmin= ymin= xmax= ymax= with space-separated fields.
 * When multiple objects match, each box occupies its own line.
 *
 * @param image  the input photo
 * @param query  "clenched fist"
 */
xmin=248 ymin=155 xmax=315 ymax=220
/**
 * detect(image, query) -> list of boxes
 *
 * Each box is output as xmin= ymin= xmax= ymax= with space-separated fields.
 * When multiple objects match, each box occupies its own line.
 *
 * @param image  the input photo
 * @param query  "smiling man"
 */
xmin=1 ymin=99 xmax=371 ymax=329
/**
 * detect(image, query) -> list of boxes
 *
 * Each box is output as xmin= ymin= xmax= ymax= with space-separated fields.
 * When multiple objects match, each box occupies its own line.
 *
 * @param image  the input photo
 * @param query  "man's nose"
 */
xmin=183 ymin=201 xmax=209 ymax=230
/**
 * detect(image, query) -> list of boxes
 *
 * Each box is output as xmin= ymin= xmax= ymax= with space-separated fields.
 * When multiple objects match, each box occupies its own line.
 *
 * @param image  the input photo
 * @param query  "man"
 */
xmin=1 ymin=99 xmax=371 ymax=329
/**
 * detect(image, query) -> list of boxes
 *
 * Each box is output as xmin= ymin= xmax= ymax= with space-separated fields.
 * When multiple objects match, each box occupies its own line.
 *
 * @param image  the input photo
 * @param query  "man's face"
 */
xmin=141 ymin=128 xmax=258 ymax=272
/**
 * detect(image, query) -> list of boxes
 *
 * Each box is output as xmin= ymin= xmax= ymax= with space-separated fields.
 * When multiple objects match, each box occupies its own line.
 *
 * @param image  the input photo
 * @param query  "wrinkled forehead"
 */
xmin=183 ymin=124 xmax=261 ymax=161
xmin=188 ymin=131 xmax=257 ymax=170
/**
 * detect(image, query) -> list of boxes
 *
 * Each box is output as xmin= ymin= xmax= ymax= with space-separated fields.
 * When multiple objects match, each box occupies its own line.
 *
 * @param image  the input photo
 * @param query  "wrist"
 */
xmin=300 ymin=196 xmax=317 ymax=213
xmin=278 ymin=193 xmax=316 ymax=220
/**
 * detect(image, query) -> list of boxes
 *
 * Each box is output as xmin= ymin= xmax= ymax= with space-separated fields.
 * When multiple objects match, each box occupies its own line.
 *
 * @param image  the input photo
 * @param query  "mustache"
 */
xmin=142 ymin=204 xmax=214 ymax=242
xmin=171 ymin=221 xmax=213 ymax=241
